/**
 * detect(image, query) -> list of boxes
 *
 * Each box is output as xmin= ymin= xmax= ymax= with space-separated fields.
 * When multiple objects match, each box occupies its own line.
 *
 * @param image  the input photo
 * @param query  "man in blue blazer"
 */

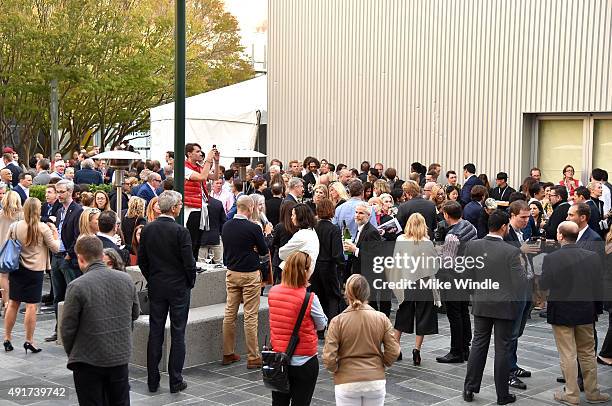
xmin=74 ymin=158 xmax=103 ymax=185
xmin=137 ymin=172 xmax=162 ymax=206
xmin=568 ymin=203 xmax=603 ymax=243
xmin=460 ymin=163 xmax=484 ymax=206
xmin=13 ymin=172 xmax=32 ymax=205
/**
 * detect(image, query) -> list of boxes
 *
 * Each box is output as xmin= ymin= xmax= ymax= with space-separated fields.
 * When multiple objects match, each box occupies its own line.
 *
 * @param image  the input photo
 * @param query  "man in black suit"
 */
xmin=2 ymin=151 xmax=21 ymax=187
xmin=41 ymin=184 xmax=61 ymax=223
xmin=544 ymin=186 xmax=570 ymax=240
xmin=396 ymin=180 xmax=437 ymax=239
xmin=302 ymin=158 xmax=320 ymax=199
xmin=138 ymin=191 xmax=196 ymax=394
xmin=358 ymin=161 xmax=370 ymax=183
xmin=573 ymin=186 xmax=601 ymax=234
xmin=198 ymin=196 xmax=226 ymax=264
xmin=265 ymin=183 xmax=284 ymax=226
xmin=283 ymin=177 xmax=304 ymax=205
xmin=74 ymin=158 xmax=103 ymax=185
xmin=45 ymin=179 xmax=84 ymax=342
xmin=567 ymin=203 xmax=603 ymax=243
xmin=490 ymin=172 xmax=516 ymax=202
xmin=503 ymin=200 xmax=540 ymax=390
xmin=343 ymin=201 xmax=389 ymax=316
xmin=96 ymin=210 xmax=130 ymax=265
xmin=460 ymin=163 xmax=484 ymax=206
xmin=463 ymin=210 xmax=527 ymax=405
xmin=540 ymin=221 xmax=609 ymax=405
xmin=13 ymin=172 xmax=32 ymax=205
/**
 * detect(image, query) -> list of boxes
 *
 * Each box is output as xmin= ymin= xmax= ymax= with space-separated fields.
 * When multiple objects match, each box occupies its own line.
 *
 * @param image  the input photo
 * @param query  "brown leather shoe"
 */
xmin=221 ymin=353 xmax=241 ymax=365
xmin=247 ymin=357 xmax=262 ymax=369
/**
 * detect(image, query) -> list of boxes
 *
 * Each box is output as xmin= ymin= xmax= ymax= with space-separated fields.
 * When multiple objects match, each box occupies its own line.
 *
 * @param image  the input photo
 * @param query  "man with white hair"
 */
xmin=138 ymin=190 xmax=196 ymax=394
xmin=137 ymin=171 xmax=162 ymax=205
xmin=283 ymin=177 xmax=304 ymax=204
xmin=50 ymin=160 xmax=66 ymax=180
xmin=423 ymin=181 xmax=437 ymax=200
xmin=74 ymin=158 xmax=103 ymax=185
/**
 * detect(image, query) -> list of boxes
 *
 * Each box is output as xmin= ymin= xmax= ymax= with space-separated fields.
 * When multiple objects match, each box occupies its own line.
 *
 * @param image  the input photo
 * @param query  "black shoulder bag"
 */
xmin=261 ymin=291 xmax=311 ymax=393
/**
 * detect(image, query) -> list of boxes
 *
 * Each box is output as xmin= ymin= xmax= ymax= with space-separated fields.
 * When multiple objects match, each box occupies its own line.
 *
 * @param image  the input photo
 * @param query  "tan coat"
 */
xmin=323 ymin=304 xmax=400 ymax=385
xmin=13 ymin=220 xmax=60 ymax=271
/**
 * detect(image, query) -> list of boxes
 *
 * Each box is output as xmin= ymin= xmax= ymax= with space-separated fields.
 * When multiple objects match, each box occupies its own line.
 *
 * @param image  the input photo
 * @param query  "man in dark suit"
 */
xmin=343 ymin=201 xmax=389 ymax=316
xmin=358 ymin=161 xmax=370 ymax=183
xmin=45 ymin=179 xmax=84 ymax=343
xmin=2 ymin=151 xmax=22 ymax=187
xmin=282 ymin=177 xmax=304 ymax=205
xmin=463 ymin=185 xmax=488 ymax=238
xmin=460 ymin=163 xmax=484 ymax=206
xmin=489 ymin=172 xmax=516 ymax=202
xmin=137 ymin=171 xmax=162 ymax=206
xmin=198 ymin=197 xmax=226 ymax=263
xmin=41 ymin=184 xmax=61 ymax=223
xmin=544 ymin=186 xmax=570 ymax=240
xmin=573 ymin=186 xmax=601 ymax=234
xmin=568 ymin=203 xmax=603 ymax=243
xmin=138 ymin=191 xmax=196 ymax=394
xmin=109 ymin=187 xmax=129 ymax=213
xmin=13 ymin=172 xmax=32 ymax=205
xmin=396 ymin=180 xmax=437 ymax=239
xmin=540 ymin=221 xmax=609 ymax=405
xmin=503 ymin=200 xmax=540 ymax=390
xmin=74 ymin=158 xmax=103 ymax=185
xmin=463 ymin=210 xmax=527 ymax=405
xmin=302 ymin=158 xmax=320 ymax=199
xmin=96 ymin=210 xmax=130 ymax=265
xmin=265 ymin=183 xmax=284 ymax=226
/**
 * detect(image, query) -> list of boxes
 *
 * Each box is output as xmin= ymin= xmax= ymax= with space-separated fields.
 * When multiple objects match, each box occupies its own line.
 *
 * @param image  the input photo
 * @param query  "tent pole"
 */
xmin=175 ymin=0 xmax=186 ymax=224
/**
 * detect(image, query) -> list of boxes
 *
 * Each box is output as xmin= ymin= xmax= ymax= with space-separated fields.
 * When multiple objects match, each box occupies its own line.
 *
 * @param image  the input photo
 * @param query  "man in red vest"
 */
xmin=184 ymin=143 xmax=220 ymax=260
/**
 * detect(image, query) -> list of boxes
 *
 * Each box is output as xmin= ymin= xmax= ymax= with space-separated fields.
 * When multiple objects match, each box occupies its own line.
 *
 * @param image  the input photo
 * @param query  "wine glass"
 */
xmin=204 ymin=251 xmax=214 ymax=266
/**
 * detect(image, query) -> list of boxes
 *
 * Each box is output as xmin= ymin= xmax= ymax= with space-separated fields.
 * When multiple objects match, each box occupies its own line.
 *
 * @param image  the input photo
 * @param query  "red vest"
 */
xmin=185 ymin=161 xmax=204 ymax=208
xmin=268 ymin=285 xmax=318 ymax=356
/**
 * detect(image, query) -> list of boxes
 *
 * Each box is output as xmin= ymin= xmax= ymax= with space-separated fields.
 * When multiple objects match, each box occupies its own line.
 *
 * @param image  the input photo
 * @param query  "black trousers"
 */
xmin=446 ymin=300 xmax=472 ymax=355
xmin=599 ymin=313 xmax=612 ymax=358
xmin=370 ymin=300 xmax=392 ymax=317
xmin=464 ymin=316 xmax=514 ymax=401
xmin=272 ymin=356 xmax=319 ymax=406
xmin=147 ymin=289 xmax=191 ymax=388
xmin=186 ymin=211 xmax=202 ymax=261
xmin=72 ymin=363 xmax=129 ymax=406
xmin=310 ymin=261 xmax=342 ymax=321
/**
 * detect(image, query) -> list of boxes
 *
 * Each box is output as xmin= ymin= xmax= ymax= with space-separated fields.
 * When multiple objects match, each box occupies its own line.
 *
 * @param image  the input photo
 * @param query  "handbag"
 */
xmin=135 ymin=280 xmax=150 ymax=315
xmin=0 ymin=223 xmax=22 ymax=274
xmin=261 ymin=291 xmax=311 ymax=393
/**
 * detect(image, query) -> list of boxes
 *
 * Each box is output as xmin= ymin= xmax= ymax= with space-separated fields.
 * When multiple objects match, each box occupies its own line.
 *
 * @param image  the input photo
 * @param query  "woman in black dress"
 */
xmin=270 ymin=201 xmax=296 ymax=284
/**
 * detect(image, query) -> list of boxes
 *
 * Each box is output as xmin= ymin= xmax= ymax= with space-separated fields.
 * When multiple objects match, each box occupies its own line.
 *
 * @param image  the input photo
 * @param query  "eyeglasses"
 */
xmin=56 ymin=190 xmax=67 ymax=194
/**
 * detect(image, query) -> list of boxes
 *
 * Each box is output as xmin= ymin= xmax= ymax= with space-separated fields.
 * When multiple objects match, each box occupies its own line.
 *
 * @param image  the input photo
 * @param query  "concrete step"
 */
xmin=130 ymin=297 xmax=269 ymax=371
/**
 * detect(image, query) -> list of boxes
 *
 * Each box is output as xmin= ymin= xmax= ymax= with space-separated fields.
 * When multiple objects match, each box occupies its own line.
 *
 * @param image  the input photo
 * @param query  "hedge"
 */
xmin=29 ymin=183 xmax=114 ymax=202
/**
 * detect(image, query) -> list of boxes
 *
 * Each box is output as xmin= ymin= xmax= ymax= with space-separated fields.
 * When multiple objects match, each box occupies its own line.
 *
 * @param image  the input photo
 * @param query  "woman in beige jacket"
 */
xmin=323 ymin=274 xmax=400 ymax=406
xmin=3 ymin=197 xmax=60 ymax=353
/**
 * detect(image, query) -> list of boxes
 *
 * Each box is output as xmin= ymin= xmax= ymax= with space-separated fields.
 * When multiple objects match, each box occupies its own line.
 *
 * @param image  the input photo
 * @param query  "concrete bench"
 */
xmin=131 ymin=298 xmax=269 ymax=371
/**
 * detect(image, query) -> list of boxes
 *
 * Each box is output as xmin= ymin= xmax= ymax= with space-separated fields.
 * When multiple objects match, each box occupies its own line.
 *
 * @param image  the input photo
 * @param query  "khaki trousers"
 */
xmin=552 ymin=324 xmax=602 ymax=402
xmin=222 ymin=270 xmax=261 ymax=361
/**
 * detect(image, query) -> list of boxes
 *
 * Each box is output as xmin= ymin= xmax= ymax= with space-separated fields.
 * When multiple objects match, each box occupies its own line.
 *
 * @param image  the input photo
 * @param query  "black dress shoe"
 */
xmin=170 ymin=381 xmax=187 ymax=393
xmin=508 ymin=376 xmax=526 ymax=390
xmin=557 ymin=376 xmax=566 ymax=383
xmin=514 ymin=367 xmax=531 ymax=378
xmin=436 ymin=352 xmax=464 ymax=363
xmin=463 ymin=390 xmax=474 ymax=402
xmin=497 ymin=394 xmax=516 ymax=405
xmin=44 ymin=333 xmax=57 ymax=342
xmin=148 ymin=383 xmax=159 ymax=393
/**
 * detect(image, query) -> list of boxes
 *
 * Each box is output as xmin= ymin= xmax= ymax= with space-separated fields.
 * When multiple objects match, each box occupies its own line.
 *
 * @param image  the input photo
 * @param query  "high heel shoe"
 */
xmin=412 ymin=348 xmax=421 ymax=366
xmin=3 ymin=340 xmax=13 ymax=352
xmin=23 ymin=342 xmax=42 ymax=354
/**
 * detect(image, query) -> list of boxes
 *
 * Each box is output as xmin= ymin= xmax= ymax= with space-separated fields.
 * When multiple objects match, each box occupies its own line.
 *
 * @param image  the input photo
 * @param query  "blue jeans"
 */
xmin=509 ymin=300 xmax=531 ymax=374
xmin=147 ymin=289 xmax=191 ymax=387
xmin=50 ymin=254 xmax=82 ymax=325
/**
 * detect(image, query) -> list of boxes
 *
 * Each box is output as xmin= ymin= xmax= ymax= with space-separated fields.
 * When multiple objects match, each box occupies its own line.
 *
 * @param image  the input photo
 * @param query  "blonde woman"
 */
xmin=429 ymin=184 xmax=447 ymax=223
xmin=78 ymin=207 xmax=101 ymax=236
xmin=93 ymin=190 xmax=110 ymax=211
xmin=373 ymin=179 xmax=391 ymax=197
xmin=388 ymin=213 xmax=439 ymax=365
xmin=146 ymin=196 xmax=161 ymax=222
xmin=0 ymin=191 xmax=23 ymax=316
xmin=3 ymin=198 xmax=59 ymax=353
xmin=329 ymin=182 xmax=349 ymax=208
xmin=307 ymin=184 xmax=329 ymax=214
xmin=323 ymin=274 xmax=400 ymax=405
xmin=121 ymin=196 xmax=147 ymax=253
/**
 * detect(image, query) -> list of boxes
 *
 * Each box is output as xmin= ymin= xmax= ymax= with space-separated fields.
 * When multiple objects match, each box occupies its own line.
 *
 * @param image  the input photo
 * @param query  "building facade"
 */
xmin=268 ymin=0 xmax=612 ymax=185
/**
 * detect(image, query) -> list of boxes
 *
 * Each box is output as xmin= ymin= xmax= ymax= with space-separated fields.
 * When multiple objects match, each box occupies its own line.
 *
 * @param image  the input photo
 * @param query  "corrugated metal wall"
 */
xmin=268 ymin=0 xmax=612 ymax=183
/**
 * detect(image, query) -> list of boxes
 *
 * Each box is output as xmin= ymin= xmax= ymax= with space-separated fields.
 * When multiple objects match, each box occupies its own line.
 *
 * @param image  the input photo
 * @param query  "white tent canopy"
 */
xmin=149 ymin=75 xmax=267 ymax=162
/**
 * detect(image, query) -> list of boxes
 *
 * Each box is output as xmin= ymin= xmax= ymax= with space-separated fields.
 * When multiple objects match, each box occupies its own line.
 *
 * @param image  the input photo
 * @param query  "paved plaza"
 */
xmin=1 ymin=285 xmax=612 ymax=406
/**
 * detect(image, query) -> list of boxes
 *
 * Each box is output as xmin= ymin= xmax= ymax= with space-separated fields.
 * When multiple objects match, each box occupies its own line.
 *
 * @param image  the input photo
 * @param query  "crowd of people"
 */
xmin=1 ymin=143 xmax=612 ymax=406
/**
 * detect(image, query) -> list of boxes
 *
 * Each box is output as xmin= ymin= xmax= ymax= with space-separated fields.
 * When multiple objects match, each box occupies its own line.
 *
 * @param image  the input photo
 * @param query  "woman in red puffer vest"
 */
xmin=267 ymin=251 xmax=328 ymax=406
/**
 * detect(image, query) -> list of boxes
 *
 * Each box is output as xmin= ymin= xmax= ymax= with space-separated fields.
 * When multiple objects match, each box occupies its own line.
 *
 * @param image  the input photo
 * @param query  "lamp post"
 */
xmin=92 ymin=150 xmax=142 ymax=223
xmin=175 ymin=0 xmax=186 ymax=224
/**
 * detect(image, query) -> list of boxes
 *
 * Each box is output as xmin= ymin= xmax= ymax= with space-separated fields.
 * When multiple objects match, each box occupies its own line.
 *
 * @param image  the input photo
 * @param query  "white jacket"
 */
xmin=279 ymin=228 xmax=320 ymax=277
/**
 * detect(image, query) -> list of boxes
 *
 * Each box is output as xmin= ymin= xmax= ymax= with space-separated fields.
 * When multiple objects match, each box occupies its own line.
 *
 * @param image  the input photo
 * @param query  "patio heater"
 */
xmin=92 ymin=150 xmax=142 ymax=223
